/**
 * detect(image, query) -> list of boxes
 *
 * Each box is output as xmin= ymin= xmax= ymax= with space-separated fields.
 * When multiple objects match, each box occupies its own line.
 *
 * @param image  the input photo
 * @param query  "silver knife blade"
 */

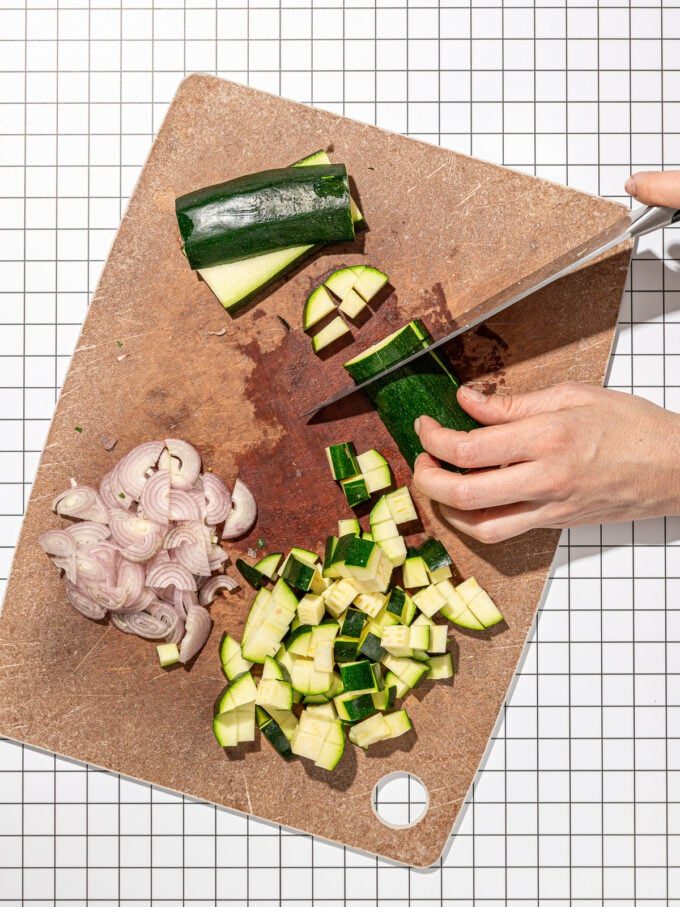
xmin=305 ymin=204 xmax=679 ymax=420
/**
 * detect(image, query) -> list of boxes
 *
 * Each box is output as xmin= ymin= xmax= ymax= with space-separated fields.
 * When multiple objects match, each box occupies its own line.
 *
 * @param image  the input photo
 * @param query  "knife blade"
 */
xmin=305 ymin=204 xmax=680 ymax=420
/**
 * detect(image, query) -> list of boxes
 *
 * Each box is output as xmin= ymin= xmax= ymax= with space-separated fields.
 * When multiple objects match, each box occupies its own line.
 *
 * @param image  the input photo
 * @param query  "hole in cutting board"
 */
xmin=372 ymin=772 xmax=429 ymax=829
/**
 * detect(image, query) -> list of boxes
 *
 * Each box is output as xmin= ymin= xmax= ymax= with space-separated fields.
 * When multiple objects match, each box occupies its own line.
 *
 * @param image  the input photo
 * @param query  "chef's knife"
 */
xmin=305 ymin=204 xmax=680 ymax=420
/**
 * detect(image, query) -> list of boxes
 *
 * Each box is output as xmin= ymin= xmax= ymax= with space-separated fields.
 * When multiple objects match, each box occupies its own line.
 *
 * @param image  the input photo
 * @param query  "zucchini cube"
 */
xmin=385 ymin=487 xmax=418 ymax=524
xmin=412 ymin=583 xmax=447 ymax=618
xmin=341 ymin=475 xmax=371 ymax=508
xmin=326 ymin=441 xmax=360 ymax=480
xmin=341 ymin=607 xmax=368 ymax=639
xmin=339 ymin=660 xmax=382 ymax=693
xmin=323 ymin=578 xmax=360 ymax=617
xmin=281 ymin=554 xmax=316 ymax=592
xmin=334 ymin=635 xmax=360 ymax=663
xmin=358 ymin=627 xmax=386 ymax=663
xmin=354 ymin=591 xmax=387 ymax=619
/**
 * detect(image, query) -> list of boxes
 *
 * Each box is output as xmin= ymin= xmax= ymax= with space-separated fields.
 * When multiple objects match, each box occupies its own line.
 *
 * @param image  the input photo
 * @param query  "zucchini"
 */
xmin=402 ymin=555 xmax=429 ymax=589
xmin=341 ymin=607 xmax=367 ymax=639
xmin=236 ymin=558 xmax=268 ymax=590
xmin=156 ymin=643 xmax=179 ymax=668
xmin=256 ymin=705 xmax=295 ymax=760
xmin=326 ymin=442 xmax=360 ymax=481
xmin=343 ymin=320 xmax=480 ymax=469
xmin=303 ymin=285 xmax=336 ymax=331
xmin=312 ymin=316 xmax=351 ymax=353
xmin=297 ymin=593 xmax=325 ymax=625
xmin=177 ymin=164 xmax=354 ymax=269
xmin=195 ymin=151 xmax=364 ymax=313
xmin=354 ymin=267 xmax=389 ymax=302
xmin=386 ymin=487 xmax=418 ymax=524
xmin=254 ymin=552 xmax=283 ymax=579
xmin=338 ymin=517 xmax=361 ymax=536
xmin=323 ymin=578 xmax=360 ymax=617
xmin=219 ymin=633 xmax=253 ymax=680
xmin=428 ymin=653 xmax=454 ymax=680
xmin=339 ymin=288 xmax=368 ymax=320
xmin=341 ymin=475 xmax=370 ymax=508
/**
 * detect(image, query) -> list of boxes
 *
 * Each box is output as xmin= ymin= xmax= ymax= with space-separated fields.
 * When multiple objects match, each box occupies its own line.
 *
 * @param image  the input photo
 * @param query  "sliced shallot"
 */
xmin=66 ymin=522 xmax=111 ymax=546
xmin=53 ymin=485 xmax=109 ymax=524
xmin=146 ymin=561 xmax=197 ymax=592
xmin=163 ymin=438 xmax=201 ymax=489
xmin=202 ymin=473 xmax=231 ymax=525
xmin=179 ymin=604 xmax=212 ymax=664
xmin=38 ymin=529 xmax=75 ymax=558
xmin=199 ymin=574 xmax=239 ymax=606
xmin=110 ymin=609 xmax=175 ymax=641
xmin=221 ymin=478 xmax=257 ymax=540
xmin=150 ymin=601 xmax=185 ymax=644
xmin=109 ymin=511 xmax=164 ymax=563
xmin=168 ymin=489 xmax=202 ymax=522
xmin=65 ymin=582 xmax=107 ymax=620
xmin=139 ymin=468 xmax=171 ymax=524
xmin=111 ymin=440 xmax=164 ymax=501
xmin=163 ymin=522 xmax=212 ymax=576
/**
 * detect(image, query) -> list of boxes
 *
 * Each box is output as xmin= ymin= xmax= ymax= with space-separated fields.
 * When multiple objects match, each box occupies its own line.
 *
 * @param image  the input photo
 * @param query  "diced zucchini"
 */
xmin=241 ymin=580 xmax=297 ymax=663
xmin=362 ymin=531 xmax=374 ymax=541
xmin=384 ymin=669 xmax=409 ymax=699
xmin=372 ymin=686 xmax=396 ymax=711
xmin=313 ymin=639 xmax=334 ymax=673
xmin=348 ymin=712 xmax=390 ymax=748
xmin=219 ymin=633 xmax=254 ymax=680
xmin=254 ymin=552 xmax=283 ymax=579
xmin=428 ymin=624 xmax=449 ymax=653
xmin=305 ymin=702 xmax=337 ymax=721
xmin=386 ymin=487 xmax=418 ymax=524
xmin=428 ymin=652 xmax=455 ymax=679
xmin=339 ymin=287 xmax=368 ymax=320
xmin=334 ymin=691 xmax=377 ymax=723
xmin=156 ymin=642 xmax=179 ymax=668
xmin=214 ymin=671 xmax=258 ymax=714
xmin=256 ymin=678 xmax=293 ymax=711
xmin=412 ymin=583 xmax=447 ymax=618
xmin=372 ymin=519 xmax=399 ymax=542
xmin=381 ymin=654 xmax=429 ymax=689
xmin=312 ymin=316 xmax=350 ymax=353
xmin=326 ymin=533 xmax=356 ymax=579
xmin=341 ymin=475 xmax=371 ymax=508
xmin=354 ymin=591 xmax=386 ymax=619
xmin=322 ymin=535 xmax=338 ymax=578
xmin=236 ymin=558 xmax=268 ymax=590
xmin=409 ymin=624 xmax=430 ymax=651
xmin=403 ymin=555 xmax=429 ymax=589
xmin=323 ymin=577 xmax=359 ymax=617
xmin=256 ymin=705 xmax=295 ymax=760
xmin=378 ymin=535 xmax=407 ymax=567
xmin=381 ymin=624 xmax=410 ymax=653
xmin=358 ymin=627 xmax=386 ymax=663
xmin=325 ymin=267 xmax=358 ymax=299
xmin=353 ymin=267 xmax=389 ymax=303
xmin=262 ymin=655 xmax=284 ymax=681
xmin=334 ymin=635 xmax=359 ymax=663
xmin=339 ymin=660 xmax=382 ymax=693
xmin=297 ymin=593 xmax=325 ymax=626
xmin=287 ymin=625 xmax=313 ymax=657
xmin=304 ymin=285 xmax=336 ymax=331
xmin=338 ymin=518 xmax=361 ymax=536
xmin=341 ymin=607 xmax=367 ymax=639
xmin=282 ymin=554 xmax=316 ymax=592
xmin=290 ymin=659 xmax=334 ymax=696
xmin=362 ymin=466 xmax=392 ymax=494
xmin=369 ymin=495 xmax=392 ymax=526
xmin=326 ymin=442 xmax=360 ymax=481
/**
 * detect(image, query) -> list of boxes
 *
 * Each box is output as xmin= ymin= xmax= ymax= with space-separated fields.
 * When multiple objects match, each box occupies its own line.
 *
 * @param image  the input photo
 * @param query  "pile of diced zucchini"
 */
xmin=213 ymin=474 xmax=504 ymax=771
xmin=304 ymin=266 xmax=389 ymax=353
xmin=326 ymin=441 xmax=392 ymax=508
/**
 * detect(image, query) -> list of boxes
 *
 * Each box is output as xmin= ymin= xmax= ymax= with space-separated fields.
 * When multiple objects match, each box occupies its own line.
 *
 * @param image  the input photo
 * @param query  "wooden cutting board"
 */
xmin=0 ymin=76 xmax=632 ymax=867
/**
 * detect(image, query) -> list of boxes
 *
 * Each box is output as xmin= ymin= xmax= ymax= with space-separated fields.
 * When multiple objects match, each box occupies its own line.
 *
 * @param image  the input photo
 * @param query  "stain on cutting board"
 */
xmin=0 ymin=75 xmax=632 ymax=867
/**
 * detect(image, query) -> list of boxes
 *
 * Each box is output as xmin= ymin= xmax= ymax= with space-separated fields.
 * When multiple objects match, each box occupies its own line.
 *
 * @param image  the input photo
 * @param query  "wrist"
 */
xmin=645 ymin=407 xmax=680 ymax=517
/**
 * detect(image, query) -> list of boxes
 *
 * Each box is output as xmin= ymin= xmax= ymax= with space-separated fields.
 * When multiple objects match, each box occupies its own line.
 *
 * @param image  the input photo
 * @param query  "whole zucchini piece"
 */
xmin=176 ymin=164 xmax=355 ymax=269
xmin=344 ymin=321 xmax=479 ymax=471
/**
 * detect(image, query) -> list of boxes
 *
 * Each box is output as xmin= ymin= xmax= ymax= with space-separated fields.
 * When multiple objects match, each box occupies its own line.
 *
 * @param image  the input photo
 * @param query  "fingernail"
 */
xmin=625 ymin=177 xmax=637 ymax=197
xmin=460 ymin=385 xmax=487 ymax=403
xmin=414 ymin=417 xmax=421 ymax=433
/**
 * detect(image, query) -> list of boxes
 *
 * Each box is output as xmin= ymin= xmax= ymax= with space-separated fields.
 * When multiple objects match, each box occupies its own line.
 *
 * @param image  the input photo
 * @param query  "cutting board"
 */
xmin=0 ymin=75 xmax=632 ymax=867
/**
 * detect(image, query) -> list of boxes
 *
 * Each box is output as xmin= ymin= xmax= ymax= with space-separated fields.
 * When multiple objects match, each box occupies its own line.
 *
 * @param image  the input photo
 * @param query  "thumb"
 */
xmin=625 ymin=171 xmax=680 ymax=208
xmin=456 ymin=382 xmax=590 ymax=425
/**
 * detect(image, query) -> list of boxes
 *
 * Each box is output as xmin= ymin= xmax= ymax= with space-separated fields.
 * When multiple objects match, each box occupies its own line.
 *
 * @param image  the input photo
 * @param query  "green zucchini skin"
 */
xmin=176 ymin=165 xmax=354 ymax=269
xmin=344 ymin=321 xmax=479 ymax=471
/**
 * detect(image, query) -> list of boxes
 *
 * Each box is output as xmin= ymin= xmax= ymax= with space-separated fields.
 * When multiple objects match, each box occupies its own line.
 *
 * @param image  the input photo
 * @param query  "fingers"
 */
xmin=413 ymin=454 xmax=548 ymax=511
xmin=415 ymin=414 xmax=536 ymax=468
xmin=438 ymin=500 xmax=553 ymax=544
xmin=625 ymin=170 xmax=680 ymax=209
xmin=456 ymin=381 xmax=593 ymax=426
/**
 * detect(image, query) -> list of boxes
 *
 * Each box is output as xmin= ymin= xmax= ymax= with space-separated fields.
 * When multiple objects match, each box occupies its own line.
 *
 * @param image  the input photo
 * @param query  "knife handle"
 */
xmin=628 ymin=205 xmax=680 ymax=238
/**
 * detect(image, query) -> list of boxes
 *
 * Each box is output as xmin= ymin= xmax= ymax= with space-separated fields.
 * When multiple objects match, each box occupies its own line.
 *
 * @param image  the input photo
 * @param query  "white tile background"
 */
xmin=2 ymin=0 xmax=680 ymax=903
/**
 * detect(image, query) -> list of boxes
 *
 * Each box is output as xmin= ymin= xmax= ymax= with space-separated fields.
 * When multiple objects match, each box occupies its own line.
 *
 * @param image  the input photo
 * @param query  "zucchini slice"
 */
xmin=176 ymin=164 xmax=354 ymax=269
xmin=254 ymin=552 xmax=283 ymax=579
xmin=338 ymin=288 xmax=368 ymax=320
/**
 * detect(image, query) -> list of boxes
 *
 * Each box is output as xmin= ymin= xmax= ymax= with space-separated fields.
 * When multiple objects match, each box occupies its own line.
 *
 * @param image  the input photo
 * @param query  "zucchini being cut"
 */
xmin=312 ymin=316 xmax=351 ymax=353
xmin=177 ymin=164 xmax=354 ymax=270
xmin=326 ymin=442 xmax=360 ymax=481
xmin=343 ymin=320 xmax=480 ymax=470
xmin=196 ymin=151 xmax=364 ymax=313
